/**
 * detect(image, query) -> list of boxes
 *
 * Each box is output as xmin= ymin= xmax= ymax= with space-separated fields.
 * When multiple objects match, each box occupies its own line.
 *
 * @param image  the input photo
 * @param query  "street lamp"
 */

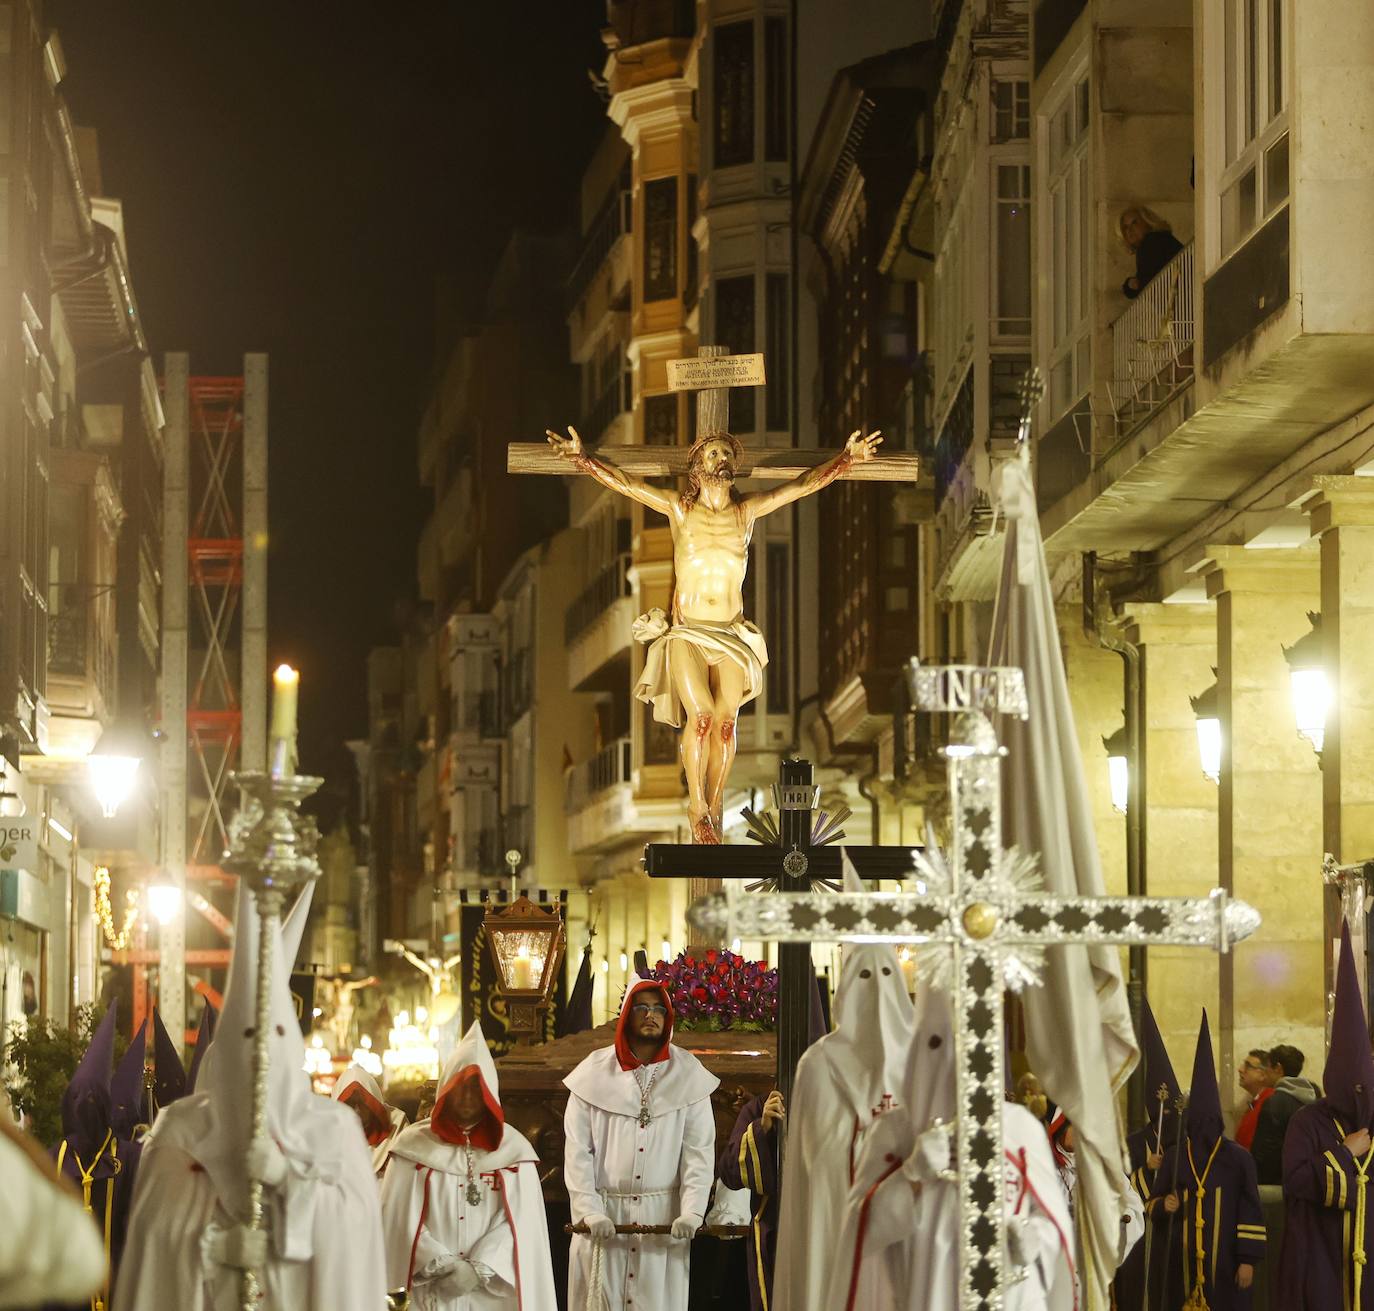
xmin=1282 ymin=613 xmax=1329 ymax=756
xmin=146 ymin=883 xmax=183 ymax=926
xmin=1103 ymin=725 xmax=1129 ymax=815
xmin=1190 ymin=677 xmax=1222 ymax=784
xmin=88 ymin=750 xmax=140 ymax=819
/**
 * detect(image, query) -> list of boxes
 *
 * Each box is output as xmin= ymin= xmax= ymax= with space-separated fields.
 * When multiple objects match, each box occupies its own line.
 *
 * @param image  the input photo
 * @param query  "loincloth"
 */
xmin=632 ymin=608 xmax=768 ymax=728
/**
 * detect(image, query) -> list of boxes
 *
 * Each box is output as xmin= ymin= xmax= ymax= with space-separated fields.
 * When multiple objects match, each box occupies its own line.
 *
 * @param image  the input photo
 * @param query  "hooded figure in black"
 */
xmin=48 ymin=1001 xmax=142 ymax=1311
xmin=1150 ymin=1010 xmax=1265 ymax=1310
xmin=1277 ymin=924 xmax=1374 ymax=1308
xmin=1114 ymin=996 xmax=1184 ymax=1309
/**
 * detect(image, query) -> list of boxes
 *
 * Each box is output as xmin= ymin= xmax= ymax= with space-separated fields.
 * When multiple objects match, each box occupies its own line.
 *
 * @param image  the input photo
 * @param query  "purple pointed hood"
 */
xmin=59 ymin=1000 xmax=117 ymax=1155
xmin=1186 ymin=1010 xmax=1224 ymax=1157
xmin=109 ymin=1017 xmax=148 ymax=1139
xmin=1324 ymin=923 xmax=1374 ymax=1129
xmin=1140 ymin=996 xmax=1182 ymax=1138
xmin=152 ymin=1006 xmax=188 ymax=1109
xmin=186 ymin=999 xmax=217 ymax=1092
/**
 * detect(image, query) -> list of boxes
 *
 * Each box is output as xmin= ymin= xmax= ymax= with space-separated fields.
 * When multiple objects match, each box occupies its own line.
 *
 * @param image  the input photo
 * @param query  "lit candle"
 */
xmin=512 ymin=944 xmax=534 ymax=991
xmin=269 ymin=664 xmax=300 ymax=777
xmin=899 ymin=948 xmax=917 ymax=995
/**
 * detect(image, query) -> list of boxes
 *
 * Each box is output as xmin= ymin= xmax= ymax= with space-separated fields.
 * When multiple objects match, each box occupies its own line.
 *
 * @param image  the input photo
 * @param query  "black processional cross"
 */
xmin=643 ymin=757 xmax=922 ymax=1105
xmin=684 ymin=663 xmax=1262 ymax=1311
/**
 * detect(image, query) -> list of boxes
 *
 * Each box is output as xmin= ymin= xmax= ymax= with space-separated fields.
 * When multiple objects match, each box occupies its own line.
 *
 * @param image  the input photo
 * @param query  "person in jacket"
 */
xmin=1235 ymin=1049 xmax=1277 ymax=1151
xmin=1251 ymin=1042 xmax=1321 ymax=1185
xmin=1120 ymin=207 xmax=1184 ymax=299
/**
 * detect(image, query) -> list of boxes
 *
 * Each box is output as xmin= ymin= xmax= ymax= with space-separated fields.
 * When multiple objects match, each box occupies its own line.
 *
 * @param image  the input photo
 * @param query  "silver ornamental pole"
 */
xmin=223 ymin=769 xmax=323 ymax=1310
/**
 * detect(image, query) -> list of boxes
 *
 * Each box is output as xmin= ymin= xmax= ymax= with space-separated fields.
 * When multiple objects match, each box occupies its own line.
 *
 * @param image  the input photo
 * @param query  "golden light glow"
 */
xmin=94 ymin=866 xmax=141 ymax=950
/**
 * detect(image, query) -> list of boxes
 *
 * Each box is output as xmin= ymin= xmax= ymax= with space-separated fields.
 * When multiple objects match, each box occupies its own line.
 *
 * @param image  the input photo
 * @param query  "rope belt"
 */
xmin=1334 ymin=1118 xmax=1373 ymax=1311
xmin=581 ymin=1189 xmax=679 ymax=1311
xmin=1180 ymin=1136 xmax=1221 ymax=1311
xmin=57 ymin=1131 xmax=118 ymax=1311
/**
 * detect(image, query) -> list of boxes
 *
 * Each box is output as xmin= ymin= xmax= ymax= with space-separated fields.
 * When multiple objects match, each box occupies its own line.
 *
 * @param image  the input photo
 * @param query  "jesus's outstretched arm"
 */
xmin=743 ymin=429 xmax=882 ymax=518
xmin=545 ymin=426 xmax=676 ymax=516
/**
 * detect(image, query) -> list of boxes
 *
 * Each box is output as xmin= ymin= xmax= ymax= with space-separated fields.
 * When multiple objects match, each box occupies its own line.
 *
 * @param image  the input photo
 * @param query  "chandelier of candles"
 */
xmin=94 ymin=865 xmax=141 ymax=950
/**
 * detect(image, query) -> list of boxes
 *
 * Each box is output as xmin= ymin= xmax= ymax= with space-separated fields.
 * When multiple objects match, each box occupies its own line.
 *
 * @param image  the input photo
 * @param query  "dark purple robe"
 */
xmin=717 ymin=1094 xmax=778 ymax=1311
xmin=1147 ymin=1138 xmax=1265 ymax=1311
xmin=1113 ymin=1120 xmax=1180 ymax=1310
xmin=1276 ymin=1100 xmax=1374 ymax=1309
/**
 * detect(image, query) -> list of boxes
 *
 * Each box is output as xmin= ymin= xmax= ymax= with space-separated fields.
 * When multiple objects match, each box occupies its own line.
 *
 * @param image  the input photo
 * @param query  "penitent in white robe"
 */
xmin=379 ymin=1021 xmax=555 ymax=1310
xmin=773 ymin=942 xmax=914 ymax=1311
xmin=114 ymin=883 xmax=387 ymax=1311
xmin=828 ymin=985 xmax=1075 ymax=1311
xmin=563 ymin=978 xmax=718 ymax=1311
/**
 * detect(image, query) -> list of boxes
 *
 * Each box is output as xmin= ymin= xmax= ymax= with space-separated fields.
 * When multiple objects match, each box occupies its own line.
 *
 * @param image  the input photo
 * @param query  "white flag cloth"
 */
xmin=988 ymin=449 xmax=1139 ymax=1309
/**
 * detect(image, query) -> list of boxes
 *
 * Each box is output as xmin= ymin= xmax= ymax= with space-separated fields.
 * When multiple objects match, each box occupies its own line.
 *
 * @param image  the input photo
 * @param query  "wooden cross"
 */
xmin=685 ymin=665 xmax=1261 ymax=1311
xmin=643 ymin=758 xmax=922 ymax=1106
xmin=506 ymin=343 xmax=920 ymax=482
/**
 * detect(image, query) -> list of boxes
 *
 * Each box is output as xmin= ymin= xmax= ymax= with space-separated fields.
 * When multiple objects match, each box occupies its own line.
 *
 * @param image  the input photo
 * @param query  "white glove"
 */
xmin=1006 ymin=1215 xmax=1034 ymax=1270
xmin=209 ymin=1223 xmax=268 ymax=1270
xmin=670 ymin=1214 xmax=701 ymax=1241
xmin=584 ymin=1214 xmax=616 ymax=1240
xmin=902 ymin=1120 xmax=953 ymax=1184
xmin=246 ymin=1135 xmax=289 ymax=1187
xmin=433 ymin=1259 xmax=481 ymax=1298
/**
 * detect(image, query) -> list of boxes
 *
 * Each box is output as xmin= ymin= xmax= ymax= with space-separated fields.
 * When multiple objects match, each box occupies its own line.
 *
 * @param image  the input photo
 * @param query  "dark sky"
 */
xmin=48 ymin=1 xmax=608 ymax=815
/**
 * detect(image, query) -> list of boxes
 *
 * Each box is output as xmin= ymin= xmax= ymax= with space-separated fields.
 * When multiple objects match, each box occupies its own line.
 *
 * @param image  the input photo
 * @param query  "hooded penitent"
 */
xmin=150 ymin=1007 xmax=187 ymax=1115
xmin=826 ymin=983 xmax=1076 ymax=1311
xmin=184 ymin=999 xmax=216 ymax=1094
xmin=112 ymin=880 xmax=387 ymax=1311
xmin=1277 ymin=925 xmax=1374 ymax=1309
xmin=332 ymin=1061 xmax=408 ymax=1176
xmin=1140 ymin=995 xmax=1183 ymax=1134
xmin=54 ymin=999 xmax=142 ymax=1307
xmin=563 ymin=977 xmax=719 ymax=1311
xmin=380 ymin=1022 xmax=556 ymax=1309
xmin=1151 ymin=1010 xmax=1267 ymax=1311
xmin=109 ymin=1017 xmax=149 ymax=1141
xmin=772 ymin=935 xmax=915 ymax=1311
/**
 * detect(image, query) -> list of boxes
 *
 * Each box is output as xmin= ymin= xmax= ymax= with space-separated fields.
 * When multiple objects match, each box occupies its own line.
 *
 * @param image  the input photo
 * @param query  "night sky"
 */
xmin=48 ymin=1 xmax=608 ymax=817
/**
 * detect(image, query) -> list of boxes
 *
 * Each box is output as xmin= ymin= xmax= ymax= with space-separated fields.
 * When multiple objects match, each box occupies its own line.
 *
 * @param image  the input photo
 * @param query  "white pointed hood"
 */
xmin=194 ymin=879 xmax=316 ymax=1218
xmin=903 ymin=982 xmax=958 ymax=1130
xmin=439 ymin=1019 xmax=502 ymax=1103
xmin=826 ymin=941 xmax=915 ymax=1118
xmin=281 ymin=880 xmax=315 ymax=971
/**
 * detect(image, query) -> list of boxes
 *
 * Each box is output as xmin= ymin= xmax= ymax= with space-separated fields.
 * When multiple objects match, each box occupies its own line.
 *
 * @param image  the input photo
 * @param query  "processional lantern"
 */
xmin=484 ymin=850 xmax=566 ymax=1044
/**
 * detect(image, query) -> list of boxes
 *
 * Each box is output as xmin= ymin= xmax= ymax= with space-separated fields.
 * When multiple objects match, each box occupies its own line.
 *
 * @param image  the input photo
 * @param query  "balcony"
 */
xmin=1107 ymin=242 xmax=1195 ymax=438
xmin=455 ymin=826 xmax=502 ymax=877
xmin=567 ymin=187 xmax=633 ymax=314
xmin=580 ymin=371 xmax=633 ymax=447
xmin=504 ymin=648 xmax=532 ymax=725
xmin=44 ymin=593 xmax=115 ymax=757
xmin=453 ymin=690 xmax=503 ymax=742
xmin=565 ymin=553 xmax=634 ymax=692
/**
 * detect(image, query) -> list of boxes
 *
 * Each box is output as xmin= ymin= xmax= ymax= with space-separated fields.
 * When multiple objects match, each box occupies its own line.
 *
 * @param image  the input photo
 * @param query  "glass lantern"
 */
xmin=484 ymin=894 xmax=566 ymax=1043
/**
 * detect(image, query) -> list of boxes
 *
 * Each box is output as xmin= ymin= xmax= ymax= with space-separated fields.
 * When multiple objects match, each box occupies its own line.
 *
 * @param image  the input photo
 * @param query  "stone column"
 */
xmin=1195 ymin=546 xmax=1324 ymax=1108
xmin=1123 ymin=603 xmax=1219 ymax=1077
xmin=1303 ymin=476 xmax=1374 ymax=997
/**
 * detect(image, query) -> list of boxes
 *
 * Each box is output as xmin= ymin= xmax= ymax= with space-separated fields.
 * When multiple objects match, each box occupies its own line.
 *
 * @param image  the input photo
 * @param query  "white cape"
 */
xmin=773 ymin=941 xmax=914 ymax=1311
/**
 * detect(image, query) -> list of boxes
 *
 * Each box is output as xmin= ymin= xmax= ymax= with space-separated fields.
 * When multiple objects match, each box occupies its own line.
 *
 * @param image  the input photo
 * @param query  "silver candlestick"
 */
xmin=222 ymin=768 xmax=323 ymax=1310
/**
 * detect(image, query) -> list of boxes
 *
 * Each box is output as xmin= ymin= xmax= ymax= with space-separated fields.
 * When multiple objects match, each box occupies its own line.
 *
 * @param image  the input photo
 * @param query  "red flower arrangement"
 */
xmin=648 ymin=948 xmax=778 ymax=1032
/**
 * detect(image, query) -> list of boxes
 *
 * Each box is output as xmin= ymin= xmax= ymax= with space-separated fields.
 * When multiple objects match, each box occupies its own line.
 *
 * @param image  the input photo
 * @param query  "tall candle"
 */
xmin=270 ymin=664 xmax=300 ymax=777
xmin=512 ymin=945 xmax=534 ymax=991
xmin=899 ymin=948 xmax=917 ymax=995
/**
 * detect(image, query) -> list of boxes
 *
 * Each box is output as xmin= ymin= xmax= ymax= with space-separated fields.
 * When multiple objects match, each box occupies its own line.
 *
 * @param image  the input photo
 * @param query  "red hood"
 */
xmin=615 ymin=979 xmax=673 ymax=1071
xmin=337 ymin=1079 xmax=393 ymax=1147
xmin=432 ymin=1064 xmax=504 ymax=1151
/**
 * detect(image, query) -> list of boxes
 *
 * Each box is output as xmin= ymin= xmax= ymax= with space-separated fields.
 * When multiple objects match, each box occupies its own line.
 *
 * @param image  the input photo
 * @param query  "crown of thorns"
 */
xmin=686 ymin=433 xmax=744 ymax=468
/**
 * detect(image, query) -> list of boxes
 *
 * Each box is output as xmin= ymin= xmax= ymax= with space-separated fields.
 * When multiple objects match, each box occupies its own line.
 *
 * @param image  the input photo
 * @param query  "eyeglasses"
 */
xmin=632 ymin=1003 xmax=668 ymax=1016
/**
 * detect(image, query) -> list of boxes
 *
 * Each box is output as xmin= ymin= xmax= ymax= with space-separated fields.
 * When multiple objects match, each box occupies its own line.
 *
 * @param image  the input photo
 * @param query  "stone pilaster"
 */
xmin=1123 ymin=603 xmax=1219 ymax=1079
xmin=1195 ymin=545 xmax=1324 ymax=1115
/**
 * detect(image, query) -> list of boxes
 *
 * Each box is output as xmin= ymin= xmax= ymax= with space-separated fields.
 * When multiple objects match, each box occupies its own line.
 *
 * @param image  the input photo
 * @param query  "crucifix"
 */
xmin=685 ymin=663 xmax=1261 ymax=1311
xmin=509 ymin=343 xmax=918 ymax=844
xmin=644 ymin=756 xmax=923 ymax=1105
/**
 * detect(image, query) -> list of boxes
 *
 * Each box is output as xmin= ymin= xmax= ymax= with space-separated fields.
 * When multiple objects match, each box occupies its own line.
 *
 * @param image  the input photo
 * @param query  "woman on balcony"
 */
xmin=1120 ymin=207 xmax=1183 ymax=299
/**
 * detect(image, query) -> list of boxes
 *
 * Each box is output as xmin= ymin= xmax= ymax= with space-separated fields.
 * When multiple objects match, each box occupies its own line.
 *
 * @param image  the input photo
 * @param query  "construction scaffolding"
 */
xmin=154 ymin=354 xmax=268 ymax=1045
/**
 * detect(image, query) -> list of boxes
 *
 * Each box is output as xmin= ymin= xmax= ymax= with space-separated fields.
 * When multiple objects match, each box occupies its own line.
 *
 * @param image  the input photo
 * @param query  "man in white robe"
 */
xmin=380 ymin=1021 xmax=555 ymax=1309
xmin=564 ymin=975 xmax=718 ymax=1311
xmin=773 ymin=943 xmax=915 ymax=1311
xmin=113 ymin=883 xmax=387 ymax=1311
xmin=827 ymin=985 xmax=1076 ymax=1311
xmin=333 ymin=1062 xmax=408 ymax=1179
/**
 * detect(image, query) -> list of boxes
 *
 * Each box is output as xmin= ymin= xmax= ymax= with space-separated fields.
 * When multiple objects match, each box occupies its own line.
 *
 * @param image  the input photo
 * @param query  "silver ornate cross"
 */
xmin=688 ymin=662 xmax=1260 ymax=1311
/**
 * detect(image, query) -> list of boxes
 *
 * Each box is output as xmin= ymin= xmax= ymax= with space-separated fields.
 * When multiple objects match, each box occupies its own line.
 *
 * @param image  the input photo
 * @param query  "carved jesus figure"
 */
xmin=545 ymin=423 xmax=882 ymax=843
